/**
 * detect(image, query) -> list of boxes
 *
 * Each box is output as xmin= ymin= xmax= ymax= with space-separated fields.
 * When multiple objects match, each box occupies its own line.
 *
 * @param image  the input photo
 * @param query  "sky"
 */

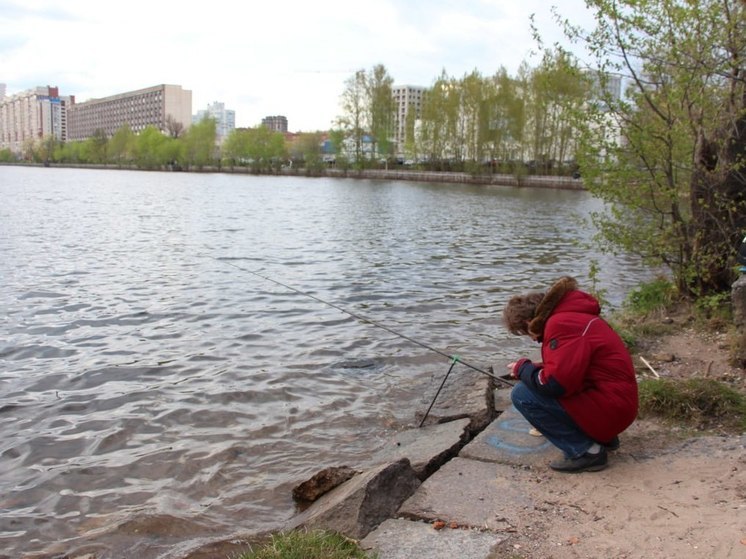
xmin=0 ymin=0 xmax=597 ymax=132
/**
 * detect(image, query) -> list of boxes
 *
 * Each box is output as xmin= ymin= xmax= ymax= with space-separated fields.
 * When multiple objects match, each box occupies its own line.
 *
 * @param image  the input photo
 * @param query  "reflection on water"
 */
xmin=0 ymin=167 xmax=650 ymax=558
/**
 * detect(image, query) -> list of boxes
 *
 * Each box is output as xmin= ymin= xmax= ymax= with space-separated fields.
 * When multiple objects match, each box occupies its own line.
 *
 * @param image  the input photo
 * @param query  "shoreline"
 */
xmin=0 ymin=162 xmax=586 ymax=191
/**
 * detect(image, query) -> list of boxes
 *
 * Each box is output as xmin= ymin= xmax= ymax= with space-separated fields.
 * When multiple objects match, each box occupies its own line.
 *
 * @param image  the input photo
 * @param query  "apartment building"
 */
xmin=193 ymin=101 xmax=235 ymax=143
xmin=392 ymin=85 xmax=426 ymax=154
xmin=0 ymin=85 xmax=72 ymax=153
xmin=67 ymin=84 xmax=192 ymax=141
xmin=262 ymin=115 xmax=288 ymax=133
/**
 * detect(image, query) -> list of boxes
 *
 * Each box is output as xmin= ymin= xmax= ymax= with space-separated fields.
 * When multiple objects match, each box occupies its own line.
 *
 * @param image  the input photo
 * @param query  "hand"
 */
xmin=507 ymin=358 xmax=530 ymax=379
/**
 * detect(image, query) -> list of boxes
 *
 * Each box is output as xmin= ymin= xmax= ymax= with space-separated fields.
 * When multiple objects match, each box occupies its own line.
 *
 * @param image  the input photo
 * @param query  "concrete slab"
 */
xmin=360 ymin=518 xmax=505 ymax=559
xmin=363 ymin=418 xmax=471 ymax=480
xmin=285 ymin=458 xmax=420 ymax=539
xmin=493 ymin=386 xmax=512 ymax=412
xmin=459 ymin=405 xmax=560 ymax=468
xmin=416 ymin=367 xmax=495 ymax=434
xmin=397 ymin=457 xmax=539 ymax=532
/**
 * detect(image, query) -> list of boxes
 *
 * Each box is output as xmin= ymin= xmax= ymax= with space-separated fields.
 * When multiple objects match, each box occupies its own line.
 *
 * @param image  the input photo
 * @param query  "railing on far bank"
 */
xmin=320 ymin=168 xmax=585 ymax=190
xmin=0 ymin=162 xmax=586 ymax=191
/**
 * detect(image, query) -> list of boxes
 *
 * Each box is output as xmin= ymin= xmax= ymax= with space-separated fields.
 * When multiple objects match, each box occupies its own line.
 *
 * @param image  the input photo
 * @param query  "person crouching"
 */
xmin=503 ymin=276 xmax=638 ymax=472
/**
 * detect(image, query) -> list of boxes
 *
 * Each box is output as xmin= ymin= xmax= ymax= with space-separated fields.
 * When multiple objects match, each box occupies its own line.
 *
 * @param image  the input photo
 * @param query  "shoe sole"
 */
xmin=550 ymin=462 xmax=608 ymax=473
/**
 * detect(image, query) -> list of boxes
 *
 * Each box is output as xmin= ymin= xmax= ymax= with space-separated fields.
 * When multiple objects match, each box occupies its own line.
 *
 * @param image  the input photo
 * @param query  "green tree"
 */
xmin=160 ymin=136 xmax=184 ymax=168
xmin=183 ymin=117 xmax=217 ymax=169
xmin=460 ymin=69 xmax=487 ymax=168
xmin=40 ymin=135 xmax=59 ymax=164
xmin=57 ymin=140 xmax=88 ymax=163
xmin=366 ymin=64 xmax=396 ymax=161
xmin=557 ymin=0 xmax=746 ymax=296
xmin=418 ymin=70 xmax=462 ymax=169
xmin=523 ymin=49 xmax=587 ymax=174
xmin=222 ymin=128 xmax=251 ymax=168
xmin=86 ymin=128 xmax=109 ymax=164
xmin=289 ymin=132 xmax=325 ymax=171
xmin=110 ymin=124 xmax=136 ymax=166
xmin=336 ymin=69 xmax=368 ymax=166
xmin=245 ymin=126 xmax=286 ymax=171
xmin=135 ymin=126 xmax=168 ymax=169
xmin=482 ymin=67 xmax=525 ymax=167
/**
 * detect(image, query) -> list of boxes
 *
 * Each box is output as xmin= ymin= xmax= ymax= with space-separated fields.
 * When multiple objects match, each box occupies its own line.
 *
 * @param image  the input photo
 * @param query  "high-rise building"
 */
xmin=584 ymin=70 xmax=622 ymax=111
xmin=67 ymin=84 xmax=192 ymax=141
xmin=0 ymin=83 xmax=6 ymax=102
xmin=262 ymin=115 xmax=288 ymax=133
xmin=0 ymin=85 xmax=72 ymax=153
xmin=193 ymin=101 xmax=235 ymax=143
xmin=392 ymin=85 xmax=426 ymax=154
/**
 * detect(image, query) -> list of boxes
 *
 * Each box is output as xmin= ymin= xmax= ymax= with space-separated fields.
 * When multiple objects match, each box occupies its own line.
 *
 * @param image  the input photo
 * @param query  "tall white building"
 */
xmin=0 ymin=83 xmax=6 ymax=102
xmin=194 ymin=101 xmax=236 ymax=143
xmin=0 ymin=85 xmax=72 ymax=153
xmin=392 ymin=85 xmax=426 ymax=155
xmin=585 ymin=70 xmax=622 ymax=111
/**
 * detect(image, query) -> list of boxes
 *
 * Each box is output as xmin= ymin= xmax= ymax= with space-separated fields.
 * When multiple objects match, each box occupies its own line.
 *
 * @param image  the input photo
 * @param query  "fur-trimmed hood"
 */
xmin=527 ymin=276 xmax=581 ymax=338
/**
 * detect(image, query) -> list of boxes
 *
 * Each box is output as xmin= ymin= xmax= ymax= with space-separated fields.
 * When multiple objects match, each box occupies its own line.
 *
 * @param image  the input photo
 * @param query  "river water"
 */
xmin=0 ymin=166 xmax=649 ymax=558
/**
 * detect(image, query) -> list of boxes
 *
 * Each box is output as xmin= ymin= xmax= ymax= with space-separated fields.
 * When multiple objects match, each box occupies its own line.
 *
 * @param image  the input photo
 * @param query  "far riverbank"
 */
xmin=0 ymin=162 xmax=585 ymax=190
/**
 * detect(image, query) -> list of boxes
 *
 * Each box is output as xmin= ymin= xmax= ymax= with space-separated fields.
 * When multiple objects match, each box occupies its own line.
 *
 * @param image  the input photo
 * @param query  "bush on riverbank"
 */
xmin=610 ymin=277 xmax=746 ymax=434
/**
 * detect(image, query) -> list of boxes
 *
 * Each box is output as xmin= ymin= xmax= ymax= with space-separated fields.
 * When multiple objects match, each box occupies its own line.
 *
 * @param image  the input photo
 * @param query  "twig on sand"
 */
xmin=639 ymin=356 xmax=661 ymax=378
xmin=657 ymin=505 xmax=679 ymax=517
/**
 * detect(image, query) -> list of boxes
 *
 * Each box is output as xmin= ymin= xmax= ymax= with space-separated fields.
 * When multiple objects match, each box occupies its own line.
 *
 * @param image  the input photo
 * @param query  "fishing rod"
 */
xmin=213 ymin=256 xmax=514 ymax=391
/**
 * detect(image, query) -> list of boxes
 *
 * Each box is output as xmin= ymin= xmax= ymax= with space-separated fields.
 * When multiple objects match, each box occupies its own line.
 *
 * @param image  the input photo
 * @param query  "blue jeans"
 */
xmin=511 ymin=381 xmax=594 ymax=459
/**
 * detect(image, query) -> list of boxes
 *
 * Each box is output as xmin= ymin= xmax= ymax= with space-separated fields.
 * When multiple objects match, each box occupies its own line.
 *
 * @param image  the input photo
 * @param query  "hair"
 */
xmin=502 ymin=291 xmax=545 ymax=336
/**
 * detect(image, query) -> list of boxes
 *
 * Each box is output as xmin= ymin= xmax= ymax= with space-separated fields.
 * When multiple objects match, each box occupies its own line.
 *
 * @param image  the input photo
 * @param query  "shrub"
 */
xmin=638 ymin=378 xmax=746 ymax=432
xmin=237 ymin=529 xmax=375 ymax=559
xmin=624 ymin=277 xmax=677 ymax=316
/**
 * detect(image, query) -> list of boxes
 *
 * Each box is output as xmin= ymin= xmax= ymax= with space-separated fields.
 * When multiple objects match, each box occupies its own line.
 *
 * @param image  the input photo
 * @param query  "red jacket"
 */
xmin=516 ymin=290 xmax=638 ymax=442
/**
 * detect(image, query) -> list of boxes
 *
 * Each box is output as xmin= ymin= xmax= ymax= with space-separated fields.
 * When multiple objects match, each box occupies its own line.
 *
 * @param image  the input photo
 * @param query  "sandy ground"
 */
xmin=494 ymin=324 xmax=746 ymax=559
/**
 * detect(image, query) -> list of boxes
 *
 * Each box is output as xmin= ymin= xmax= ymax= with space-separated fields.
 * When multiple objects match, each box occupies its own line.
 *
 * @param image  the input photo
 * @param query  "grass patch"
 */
xmin=609 ymin=276 xmax=681 ymax=351
xmin=638 ymin=377 xmax=746 ymax=432
xmin=624 ymin=276 xmax=677 ymax=316
xmin=236 ymin=529 xmax=375 ymax=559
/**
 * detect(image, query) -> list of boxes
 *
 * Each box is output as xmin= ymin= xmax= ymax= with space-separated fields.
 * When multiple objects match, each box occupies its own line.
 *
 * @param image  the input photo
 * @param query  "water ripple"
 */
xmin=0 ymin=167 xmax=653 ymax=558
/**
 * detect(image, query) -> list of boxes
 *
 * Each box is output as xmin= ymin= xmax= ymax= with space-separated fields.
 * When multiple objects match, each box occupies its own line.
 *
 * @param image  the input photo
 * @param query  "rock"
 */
xmin=652 ymin=353 xmax=676 ymax=362
xmin=364 ymin=418 xmax=471 ymax=480
xmin=292 ymin=465 xmax=358 ymax=503
xmin=415 ymin=366 xmax=497 ymax=435
xmin=286 ymin=458 xmax=421 ymax=540
xmin=360 ymin=518 xmax=505 ymax=559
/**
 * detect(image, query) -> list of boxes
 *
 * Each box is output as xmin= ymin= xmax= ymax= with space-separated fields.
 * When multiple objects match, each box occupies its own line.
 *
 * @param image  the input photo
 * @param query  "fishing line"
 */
xmin=212 ymin=256 xmax=514 ymax=389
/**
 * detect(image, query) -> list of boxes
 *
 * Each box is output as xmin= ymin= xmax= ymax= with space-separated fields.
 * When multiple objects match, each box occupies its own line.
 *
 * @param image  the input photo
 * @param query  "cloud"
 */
xmin=0 ymin=0 xmax=596 ymax=131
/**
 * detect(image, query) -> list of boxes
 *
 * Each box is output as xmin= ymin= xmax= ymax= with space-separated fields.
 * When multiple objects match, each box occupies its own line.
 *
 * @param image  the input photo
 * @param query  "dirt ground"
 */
xmin=495 ymin=321 xmax=746 ymax=559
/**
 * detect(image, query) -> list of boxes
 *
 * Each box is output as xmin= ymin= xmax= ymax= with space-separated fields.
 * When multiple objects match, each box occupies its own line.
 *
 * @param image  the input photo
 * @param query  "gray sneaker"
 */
xmin=550 ymin=449 xmax=608 ymax=473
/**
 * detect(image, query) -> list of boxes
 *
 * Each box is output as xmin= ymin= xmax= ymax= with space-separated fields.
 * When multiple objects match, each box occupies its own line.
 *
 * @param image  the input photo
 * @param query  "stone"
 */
xmin=415 ymin=365 xmax=497 ymax=435
xmin=731 ymin=275 xmax=746 ymax=366
xmin=360 ymin=518 xmax=506 ymax=559
xmin=494 ymin=386 xmax=513 ymax=412
xmin=459 ymin=406 xmax=560 ymax=468
xmin=732 ymin=275 xmax=746 ymax=327
xmin=285 ymin=458 xmax=421 ymax=540
xmin=364 ymin=418 xmax=471 ymax=480
xmin=652 ymin=353 xmax=676 ymax=363
xmin=292 ymin=465 xmax=358 ymax=503
xmin=397 ymin=457 xmax=535 ymax=531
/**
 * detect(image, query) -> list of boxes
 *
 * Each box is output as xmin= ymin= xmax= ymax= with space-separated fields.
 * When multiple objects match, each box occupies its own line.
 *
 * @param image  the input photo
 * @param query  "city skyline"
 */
xmin=1 ymin=0 xmax=597 ymax=132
